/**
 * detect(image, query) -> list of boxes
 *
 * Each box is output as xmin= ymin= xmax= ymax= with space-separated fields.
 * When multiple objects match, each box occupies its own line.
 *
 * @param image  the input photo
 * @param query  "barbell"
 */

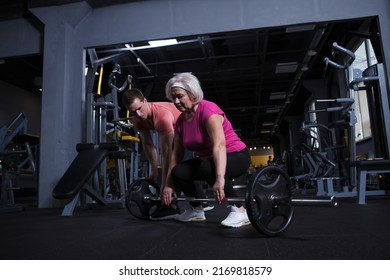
xmin=125 ymin=165 xmax=337 ymax=236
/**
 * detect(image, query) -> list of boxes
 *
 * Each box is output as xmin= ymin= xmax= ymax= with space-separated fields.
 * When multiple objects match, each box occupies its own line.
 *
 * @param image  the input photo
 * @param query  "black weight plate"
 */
xmin=125 ymin=179 xmax=160 ymax=219
xmin=245 ymin=166 xmax=294 ymax=236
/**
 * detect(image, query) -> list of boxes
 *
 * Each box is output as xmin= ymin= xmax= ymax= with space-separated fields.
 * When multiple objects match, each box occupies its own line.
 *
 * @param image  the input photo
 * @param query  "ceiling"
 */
xmin=0 ymin=0 xmax=379 ymax=146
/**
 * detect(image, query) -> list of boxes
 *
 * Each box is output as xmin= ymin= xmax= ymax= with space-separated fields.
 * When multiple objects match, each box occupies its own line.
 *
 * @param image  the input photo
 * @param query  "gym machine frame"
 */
xmin=53 ymin=57 xmax=141 ymax=216
xmin=316 ymin=42 xmax=390 ymax=202
xmin=86 ymin=57 xmax=140 ymax=204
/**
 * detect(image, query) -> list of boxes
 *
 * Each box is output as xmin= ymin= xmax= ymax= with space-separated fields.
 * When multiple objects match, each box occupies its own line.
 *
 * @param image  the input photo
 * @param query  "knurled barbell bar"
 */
xmin=125 ymin=165 xmax=338 ymax=236
xmin=143 ymin=194 xmax=337 ymax=207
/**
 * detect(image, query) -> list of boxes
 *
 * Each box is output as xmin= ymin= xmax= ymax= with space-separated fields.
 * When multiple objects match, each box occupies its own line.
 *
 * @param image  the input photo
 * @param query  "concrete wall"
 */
xmin=0 ymin=81 xmax=41 ymax=135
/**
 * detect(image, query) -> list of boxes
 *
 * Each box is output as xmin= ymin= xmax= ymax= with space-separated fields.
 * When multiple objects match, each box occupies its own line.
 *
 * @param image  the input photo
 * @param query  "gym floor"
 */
xmin=1 ymin=194 xmax=390 ymax=260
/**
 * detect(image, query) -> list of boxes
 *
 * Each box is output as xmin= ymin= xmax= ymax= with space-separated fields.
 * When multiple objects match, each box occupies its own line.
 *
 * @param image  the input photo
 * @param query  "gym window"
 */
xmin=351 ymin=39 xmax=377 ymax=142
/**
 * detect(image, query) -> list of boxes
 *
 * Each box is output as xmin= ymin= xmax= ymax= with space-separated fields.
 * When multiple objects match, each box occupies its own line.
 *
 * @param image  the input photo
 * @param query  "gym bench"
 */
xmin=350 ymin=159 xmax=390 ymax=204
xmin=52 ymin=142 xmax=125 ymax=216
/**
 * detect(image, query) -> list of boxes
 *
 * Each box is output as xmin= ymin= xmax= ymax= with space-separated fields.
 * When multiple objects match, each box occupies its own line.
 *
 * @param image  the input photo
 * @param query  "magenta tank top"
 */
xmin=175 ymin=100 xmax=246 ymax=159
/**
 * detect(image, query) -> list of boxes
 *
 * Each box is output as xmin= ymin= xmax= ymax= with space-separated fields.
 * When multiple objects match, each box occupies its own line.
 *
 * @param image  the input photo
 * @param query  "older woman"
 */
xmin=162 ymin=73 xmax=251 ymax=228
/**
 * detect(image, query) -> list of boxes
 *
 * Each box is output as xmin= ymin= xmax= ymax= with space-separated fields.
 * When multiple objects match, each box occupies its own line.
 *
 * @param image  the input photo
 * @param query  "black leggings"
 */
xmin=171 ymin=148 xmax=250 ymax=207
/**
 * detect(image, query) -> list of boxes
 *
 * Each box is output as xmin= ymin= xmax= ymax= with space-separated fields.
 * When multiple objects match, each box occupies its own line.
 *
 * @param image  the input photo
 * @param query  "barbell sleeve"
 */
xmin=287 ymin=196 xmax=337 ymax=207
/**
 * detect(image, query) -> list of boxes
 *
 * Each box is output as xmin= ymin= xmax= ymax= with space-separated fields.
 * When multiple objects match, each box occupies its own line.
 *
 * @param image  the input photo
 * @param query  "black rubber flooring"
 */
xmin=1 ymin=196 xmax=390 ymax=260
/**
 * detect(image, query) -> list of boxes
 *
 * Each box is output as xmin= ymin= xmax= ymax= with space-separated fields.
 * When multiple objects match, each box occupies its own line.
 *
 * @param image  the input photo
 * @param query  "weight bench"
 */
xmin=350 ymin=159 xmax=390 ymax=204
xmin=52 ymin=142 xmax=120 ymax=216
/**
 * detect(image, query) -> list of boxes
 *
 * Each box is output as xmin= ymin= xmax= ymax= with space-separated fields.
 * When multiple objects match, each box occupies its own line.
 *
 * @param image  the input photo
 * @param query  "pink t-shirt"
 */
xmin=175 ymin=100 xmax=246 ymax=159
xmin=133 ymin=102 xmax=181 ymax=135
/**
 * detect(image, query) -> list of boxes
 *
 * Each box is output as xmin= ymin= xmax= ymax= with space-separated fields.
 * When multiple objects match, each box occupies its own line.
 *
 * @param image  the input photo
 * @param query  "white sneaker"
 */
xmin=220 ymin=206 xmax=251 ymax=228
xmin=203 ymin=205 xmax=215 ymax=212
xmin=175 ymin=208 xmax=206 ymax=222
xmin=202 ymin=202 xmax=215 ymax=212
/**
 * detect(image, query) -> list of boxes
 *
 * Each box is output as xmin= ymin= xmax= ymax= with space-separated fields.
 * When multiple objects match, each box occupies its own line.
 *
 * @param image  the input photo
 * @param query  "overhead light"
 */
xmin=260 ymin=129 xmax=271 ymax=134
xmin=266 ymin=108 xmax=280 ymax=114
xmin=173 ymin=72 xmax=192 ymax=75
xmin=269 ymin=91 xmax=286 ymax=100
xmin=275 ymin=62 xmax=298 ymax=74
xmin=262 ymin=121 xmax=274 ymax=126
xmin=148 ymin=39 xmax=178 ymax=47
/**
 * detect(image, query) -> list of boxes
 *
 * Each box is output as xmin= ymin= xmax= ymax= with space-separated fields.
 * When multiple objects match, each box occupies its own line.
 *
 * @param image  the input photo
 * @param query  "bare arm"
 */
xmin=139 ymin=130 xmax=158 ymax=183
xmin=159 ymin=131 xmax=174 ymax=192
xmin=161 ymin=133 xmax=185 ymax=205
xmin=206 ymin=114 xmax=227 ymax=204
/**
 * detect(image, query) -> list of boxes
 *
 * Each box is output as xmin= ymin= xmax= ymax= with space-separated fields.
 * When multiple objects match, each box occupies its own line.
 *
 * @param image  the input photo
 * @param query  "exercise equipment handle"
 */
xmin=309 ymin=106 xmax=344 ymax=113
xmin=331 ymin=42 xmax=355 ymax=66
xmin=301 ymin=121 xmax=330 ymax=132
xmin=309 ymin=97 xmax=355 ymax=113
xmin=316 ymin=98 xmax=354 ymax=104
xmin=349 ymin=76 xmax=379 ymax=89
xmin=324 ymin=42 xmax=355 ymax=70
xmin=108 ymin=64 xmax=133 ymax=92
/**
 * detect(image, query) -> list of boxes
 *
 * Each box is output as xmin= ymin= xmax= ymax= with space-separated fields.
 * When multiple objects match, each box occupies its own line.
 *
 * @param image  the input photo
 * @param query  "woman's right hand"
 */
xmin=213 ymin=176 xmax=226 ymax=204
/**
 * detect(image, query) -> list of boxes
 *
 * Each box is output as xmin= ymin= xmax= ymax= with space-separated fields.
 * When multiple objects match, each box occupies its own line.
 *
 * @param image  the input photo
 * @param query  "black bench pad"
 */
xmin=52 ymin=149 xmax=108 ymax=199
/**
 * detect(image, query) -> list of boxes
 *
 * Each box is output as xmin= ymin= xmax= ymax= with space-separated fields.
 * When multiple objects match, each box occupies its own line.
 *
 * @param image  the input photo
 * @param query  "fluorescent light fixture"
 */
xmin=266 ymin=108 xmax=280 ymax=114
xmin=260 ymin=129 xmax=271 ymax=134
xmin=275 ymin=62 xmax=298 ymax=74
xmin=262 ymin=121 xmax=274 ymax=126
xmin=173 ymin=72 xmax=192 ymax=75
xmin=269 ymin=91 xmax=286 ymax=100
xmin=148 ymin=39 xmax=178 ymax=47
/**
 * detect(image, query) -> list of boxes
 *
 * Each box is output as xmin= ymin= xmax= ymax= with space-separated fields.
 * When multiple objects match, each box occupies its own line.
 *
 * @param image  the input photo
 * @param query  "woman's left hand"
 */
xmin=161 ymin=186 xmax=176 ymax=206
